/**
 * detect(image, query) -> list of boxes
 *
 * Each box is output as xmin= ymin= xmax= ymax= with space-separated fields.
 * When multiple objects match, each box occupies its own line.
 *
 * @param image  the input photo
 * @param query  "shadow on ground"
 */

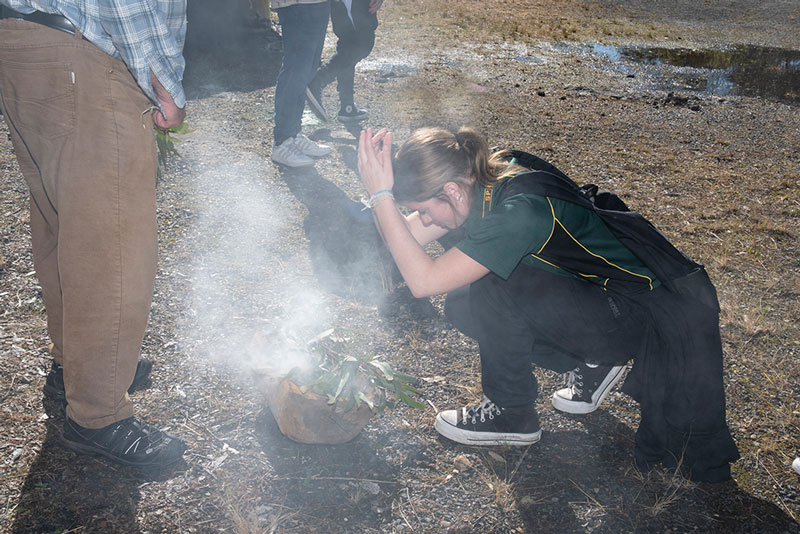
xmin=183 ymin=0 xmax=282 ymax=100
xmin=10 ymin=398 xmax=185 ymax=532
xmin=506 ymin=410 xmax=799 ymax=532
xmin=278 ymin=160 xmax=442 ymax=335
xmin=255 ymin=408 xmax=400 ymax=527
xmin=278 ymin=163 xmax=396 ymax=306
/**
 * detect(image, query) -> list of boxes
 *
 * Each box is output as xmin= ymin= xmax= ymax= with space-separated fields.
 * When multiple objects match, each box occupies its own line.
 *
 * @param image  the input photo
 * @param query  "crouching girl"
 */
xmin=357 ymin=126 xmax=738 ymax=482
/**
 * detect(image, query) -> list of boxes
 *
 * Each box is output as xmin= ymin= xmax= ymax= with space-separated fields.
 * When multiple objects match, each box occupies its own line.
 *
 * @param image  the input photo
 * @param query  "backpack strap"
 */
xmin=493 ymin=151 xmax=719 ymax=308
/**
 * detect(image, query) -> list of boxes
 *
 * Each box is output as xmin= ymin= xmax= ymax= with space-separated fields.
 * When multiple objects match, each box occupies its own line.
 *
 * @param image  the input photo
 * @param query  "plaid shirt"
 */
xmin=1 ymin=0 xmax=187 ymax=108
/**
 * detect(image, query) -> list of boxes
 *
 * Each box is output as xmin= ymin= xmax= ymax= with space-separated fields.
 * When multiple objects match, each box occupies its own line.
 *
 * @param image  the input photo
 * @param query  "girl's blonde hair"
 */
xmin=392 ymin=126 xmax=521 ymax=203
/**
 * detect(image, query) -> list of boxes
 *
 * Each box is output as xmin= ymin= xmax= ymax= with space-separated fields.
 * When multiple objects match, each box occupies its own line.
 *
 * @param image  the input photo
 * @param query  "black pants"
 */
xmin=445 ymin=264 xmax=739 ymax=482
xmin=311 ymin=0 xmax=378 ymax=107
xmin=446 ymin=265 xmax=646 ymax=408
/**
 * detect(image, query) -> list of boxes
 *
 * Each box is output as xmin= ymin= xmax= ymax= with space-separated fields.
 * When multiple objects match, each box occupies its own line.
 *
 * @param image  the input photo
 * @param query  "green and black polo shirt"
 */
xmin=455 ymin=174 xmax=661 ymax=292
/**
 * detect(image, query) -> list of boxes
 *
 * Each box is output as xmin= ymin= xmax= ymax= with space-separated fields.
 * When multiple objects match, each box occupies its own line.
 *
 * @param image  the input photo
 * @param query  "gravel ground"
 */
xmin=1 ymin=1 xmax=798 ymax=532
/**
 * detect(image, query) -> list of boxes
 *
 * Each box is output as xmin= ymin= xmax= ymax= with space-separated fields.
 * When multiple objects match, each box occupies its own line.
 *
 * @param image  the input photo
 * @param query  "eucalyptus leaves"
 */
xmin=287 ymin=330 xmax=424 ymax=414
xmin=155 ymin=121 xmax=192 ymax=163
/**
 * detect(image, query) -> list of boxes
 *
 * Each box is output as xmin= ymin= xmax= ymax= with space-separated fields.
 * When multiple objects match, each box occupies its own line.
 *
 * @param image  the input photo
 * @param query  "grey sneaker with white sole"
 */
xmin=293 ymin=133 xmax=331 ymax=157
xmin=271 ymin=137 xmax=314 ymax=167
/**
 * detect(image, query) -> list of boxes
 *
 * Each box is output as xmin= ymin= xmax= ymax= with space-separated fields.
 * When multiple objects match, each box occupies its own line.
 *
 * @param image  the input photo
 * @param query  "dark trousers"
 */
xmin=445 ymin=263 xmax=739 ymax=482
xmin=445 ymin=265 xmax=646 ymax=408
xmin=311 ymin=0 xmax=378 ymax=107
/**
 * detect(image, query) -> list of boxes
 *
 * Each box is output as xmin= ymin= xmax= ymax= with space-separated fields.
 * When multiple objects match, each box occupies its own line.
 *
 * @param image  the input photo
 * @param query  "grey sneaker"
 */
xmin=271 ymin=137 xmax=314 ymax=167
xmin=293 ymin=133 xmax=332 ymax=157
xmin=552 ymin=363 xmax=626 ymax=414
xmin=793 ymin=458 xmax=800 ymax=475
xmin=434 ymin=396 xmax=542 ymax=446
xmin=305 ymin=81 xmax=329 ymax=122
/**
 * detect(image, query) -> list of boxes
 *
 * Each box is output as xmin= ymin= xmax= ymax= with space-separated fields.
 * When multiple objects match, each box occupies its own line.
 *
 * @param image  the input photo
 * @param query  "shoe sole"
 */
xmin=434 ymin=415 xmax=542 ymax=446
xmin=551 ymin=365 xmax=626 ymax=414
xmin=338 ymin=113 xmax=369 ymax=123
xmin=61 ymin=435 xmax=185 ymax=468
xmin=43 ymin=359 xmax=153 ymax=403
xmin=305 ymin=87 xmax=329 ymax=122
xmin=271 ymin=155 xmax=315 ymax=167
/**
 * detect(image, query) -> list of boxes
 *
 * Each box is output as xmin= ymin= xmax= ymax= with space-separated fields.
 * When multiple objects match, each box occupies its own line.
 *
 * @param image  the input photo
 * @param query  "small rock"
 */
xmin=454 ymin=454 xmax=472 ymax=471
xmin=665 ymin=92 xmax=689 ymax=106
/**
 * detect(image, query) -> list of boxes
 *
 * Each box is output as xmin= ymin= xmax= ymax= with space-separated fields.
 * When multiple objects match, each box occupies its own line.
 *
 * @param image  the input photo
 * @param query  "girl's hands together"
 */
xmin=357 ymin=128 xmax=394 ymax=196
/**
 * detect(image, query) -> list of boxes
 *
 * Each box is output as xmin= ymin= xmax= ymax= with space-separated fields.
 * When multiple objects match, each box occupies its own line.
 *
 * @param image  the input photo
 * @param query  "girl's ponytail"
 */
xmin=393 ymin=126 xmax=517 ymax=202
xmin=454 ymin=127 xmax=493 ymax=187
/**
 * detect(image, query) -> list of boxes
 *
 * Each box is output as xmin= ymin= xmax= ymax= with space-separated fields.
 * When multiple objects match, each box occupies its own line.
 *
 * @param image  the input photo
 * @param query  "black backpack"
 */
xmin=498 ymin=150 xmax=719 ymax=310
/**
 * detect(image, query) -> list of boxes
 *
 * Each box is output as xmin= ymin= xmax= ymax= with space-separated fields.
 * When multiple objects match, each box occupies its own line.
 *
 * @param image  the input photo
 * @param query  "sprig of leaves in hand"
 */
xmin=155 ymin=121 xmax=193 ymax=163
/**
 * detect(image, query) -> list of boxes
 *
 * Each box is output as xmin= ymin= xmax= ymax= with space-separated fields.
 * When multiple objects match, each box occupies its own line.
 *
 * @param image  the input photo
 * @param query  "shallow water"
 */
xmin=591 ymin=43 xmax=800 ymax=105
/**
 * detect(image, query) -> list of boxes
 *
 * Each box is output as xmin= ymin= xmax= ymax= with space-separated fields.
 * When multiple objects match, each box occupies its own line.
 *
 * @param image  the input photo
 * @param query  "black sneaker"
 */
xmin=62 ymin=416 xmax=186 ymax=468
xmin=43 ymin=357 xmax=153 ymax=403
xmin=551 ymin=362 xmax=626 ymax=414
xmin=305 ymin=80 xmax=329 ymax=122
xmin=434 ymin=396 xmax=542 ymax=446
xmin=337 ymin=104 xmax=369 ymax=122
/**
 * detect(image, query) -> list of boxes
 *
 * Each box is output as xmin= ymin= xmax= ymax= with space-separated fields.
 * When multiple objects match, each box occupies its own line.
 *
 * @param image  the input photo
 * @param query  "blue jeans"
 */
xmin=273 ymin=1 xmax=330 ymax=145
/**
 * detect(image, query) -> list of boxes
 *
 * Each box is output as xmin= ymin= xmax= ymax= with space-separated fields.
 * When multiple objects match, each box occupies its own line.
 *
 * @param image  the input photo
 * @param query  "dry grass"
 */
xmin=629 ymin=462 xmax=698 ymax=518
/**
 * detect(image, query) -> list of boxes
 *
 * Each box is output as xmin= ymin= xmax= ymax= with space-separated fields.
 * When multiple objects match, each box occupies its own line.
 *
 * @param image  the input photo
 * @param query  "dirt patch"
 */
xmin=1 ymin=1 xmax=798 ymax=532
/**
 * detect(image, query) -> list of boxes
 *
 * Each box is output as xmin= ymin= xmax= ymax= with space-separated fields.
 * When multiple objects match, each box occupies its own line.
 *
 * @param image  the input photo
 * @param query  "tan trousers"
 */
xmin=0 ymin=20 xmax=158 ymax=428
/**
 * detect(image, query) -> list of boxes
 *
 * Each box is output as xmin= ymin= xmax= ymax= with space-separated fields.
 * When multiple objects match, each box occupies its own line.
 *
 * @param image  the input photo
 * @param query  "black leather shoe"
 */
xmin=63 ymin=416 xmax=186 ymax=468
xmin=43 ymin=357 xmax=153 ymax=403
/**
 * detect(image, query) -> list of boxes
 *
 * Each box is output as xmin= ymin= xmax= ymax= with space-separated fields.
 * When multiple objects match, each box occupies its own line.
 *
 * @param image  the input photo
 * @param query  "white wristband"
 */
xmin=361 ymin=189 xmax=395 ymax=210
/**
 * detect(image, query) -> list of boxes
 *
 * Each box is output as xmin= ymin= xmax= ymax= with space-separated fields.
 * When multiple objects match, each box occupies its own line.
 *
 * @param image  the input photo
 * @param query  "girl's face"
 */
xmin=404 ymin=182 xmax=472 ymax=230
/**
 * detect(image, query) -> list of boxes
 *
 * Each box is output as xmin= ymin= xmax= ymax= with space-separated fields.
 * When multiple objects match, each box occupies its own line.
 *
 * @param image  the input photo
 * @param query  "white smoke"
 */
xmin=171 ymin=129 xmax=329 ymax=380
